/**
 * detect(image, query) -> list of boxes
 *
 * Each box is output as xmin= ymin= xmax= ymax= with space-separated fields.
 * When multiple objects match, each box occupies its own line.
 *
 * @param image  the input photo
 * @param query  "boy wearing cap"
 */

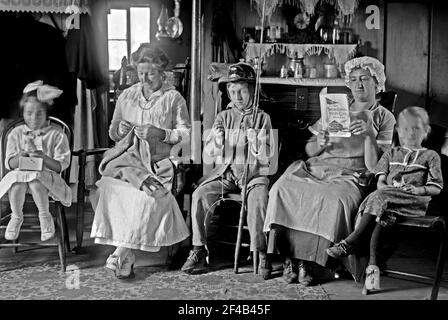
xmin=181 ymin=63 xmax=274 ymax=279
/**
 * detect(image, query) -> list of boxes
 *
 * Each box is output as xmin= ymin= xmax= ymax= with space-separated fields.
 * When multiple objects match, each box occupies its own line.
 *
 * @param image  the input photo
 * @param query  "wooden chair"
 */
xmin=71 ymin=58 xmax=192 ymax=254
xmin=0 ymin=117 xmax=73 ymax=272
xmin=205 ymin=192 xmax=259 ymax=274
xmin=378 ymin=91 xmax=398 ymax=114
xmin=205 ymin=141 xmax=279 ymax=275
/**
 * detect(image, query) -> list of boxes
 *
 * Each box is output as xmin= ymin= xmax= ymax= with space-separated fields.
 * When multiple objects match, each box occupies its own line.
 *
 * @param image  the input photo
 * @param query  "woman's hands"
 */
xmin=117 ymin=120 xmax=167 ymax=142
xmin=134 ymin=124 xmax=166 ymax=141
xmin=11 ymin=150 xmax=62 ymax=172
xmin=317 ymin=130 xmax=332 ymax=148
xmin=118 ymin=120 xmax=133 ymax=137
xmin=350 ymin=119 xmax=374 ymax=138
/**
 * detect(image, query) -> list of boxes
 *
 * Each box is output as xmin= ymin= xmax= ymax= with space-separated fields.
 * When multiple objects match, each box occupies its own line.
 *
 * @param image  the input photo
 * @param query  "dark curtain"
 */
xmin=0 ymin=13 xmax=76 ymax=125
xmin=66 ymin=13 xmax=105 ymax=90
xmin=211 ymin=0 xmax=241 ymax=62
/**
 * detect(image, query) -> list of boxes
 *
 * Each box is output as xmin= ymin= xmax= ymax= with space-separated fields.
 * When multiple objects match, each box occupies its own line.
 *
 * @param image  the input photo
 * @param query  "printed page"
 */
xmin=319 ymin=91 xmax=351 ymax=137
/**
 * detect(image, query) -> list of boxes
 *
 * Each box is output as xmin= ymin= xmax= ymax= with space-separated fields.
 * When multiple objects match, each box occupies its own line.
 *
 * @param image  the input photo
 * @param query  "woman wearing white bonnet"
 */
xmin=263 ymin=56 xmax=396 ymax=285
xmin=344 ymin=56 xmax=386 ymax=94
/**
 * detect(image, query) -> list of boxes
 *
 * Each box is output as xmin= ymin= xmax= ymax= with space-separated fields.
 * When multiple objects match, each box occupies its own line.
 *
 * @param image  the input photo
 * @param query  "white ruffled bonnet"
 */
xmin=344 ymin=56 xmax=386 ymax=93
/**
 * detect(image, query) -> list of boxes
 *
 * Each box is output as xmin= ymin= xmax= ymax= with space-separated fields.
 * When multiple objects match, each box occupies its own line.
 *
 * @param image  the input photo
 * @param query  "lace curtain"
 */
xmin=250 ymin=0 xmax=359 ymax=20
xmin=0 ymin=0 xmax=90 ymax=14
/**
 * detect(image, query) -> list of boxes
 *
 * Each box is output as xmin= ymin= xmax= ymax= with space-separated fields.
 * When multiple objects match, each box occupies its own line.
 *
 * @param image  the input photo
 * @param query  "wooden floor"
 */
xmin=1 ymin=203 xmax=448 ymax=300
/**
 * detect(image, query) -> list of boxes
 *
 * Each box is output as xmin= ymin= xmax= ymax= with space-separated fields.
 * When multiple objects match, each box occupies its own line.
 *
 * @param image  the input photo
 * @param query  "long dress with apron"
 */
xmin=90 ymin=82 xmax=191 ymax=252
xmin=0 ymin=124 xmax=72 ymax=207
xmin=263 ymin=102 xmax=396 ymax=281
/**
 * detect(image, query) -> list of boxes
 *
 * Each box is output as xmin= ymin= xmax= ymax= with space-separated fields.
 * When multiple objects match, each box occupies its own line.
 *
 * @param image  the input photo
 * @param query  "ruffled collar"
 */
xmin=138 ymin=82 xmax=176 ymax=102
xmin=23 ymin=123 xmax=52 ymax=136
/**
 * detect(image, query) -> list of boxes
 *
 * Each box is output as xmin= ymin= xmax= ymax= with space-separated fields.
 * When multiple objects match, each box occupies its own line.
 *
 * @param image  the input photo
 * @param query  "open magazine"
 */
xmin=319 ymin=88 xmax=351 ymax=137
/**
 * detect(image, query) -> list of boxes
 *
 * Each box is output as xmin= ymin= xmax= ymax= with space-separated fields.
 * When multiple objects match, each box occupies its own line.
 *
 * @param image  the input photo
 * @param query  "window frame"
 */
xmin=107 ymin=3 xmax=151 ymax=72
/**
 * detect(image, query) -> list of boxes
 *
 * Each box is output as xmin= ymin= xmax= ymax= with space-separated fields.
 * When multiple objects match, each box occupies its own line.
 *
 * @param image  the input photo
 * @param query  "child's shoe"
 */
xmin=362 ymin=264 xmax=381 ymax=295
xmin=258 ymin=252 xmax=272 ymax=280
xmin=39 ymin=215 xmax=55 ymax=241
xmin=181 ymin=247 xmax=208 ymax=274
xmin=298 ymin=260 xmax=313 ymax=286
xmin=5 ymin=216 xmax=23 ymax=240
xmin=282 ymin=258 xmax=299 ymax=284
xmin=326 ymin=240 xmax=354 ymax=258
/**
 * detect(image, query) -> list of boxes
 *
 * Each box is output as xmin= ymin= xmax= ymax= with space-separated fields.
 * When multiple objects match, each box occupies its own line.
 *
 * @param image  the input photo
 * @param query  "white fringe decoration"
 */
xmin=244 ymin=43 xmax=357 ymax=66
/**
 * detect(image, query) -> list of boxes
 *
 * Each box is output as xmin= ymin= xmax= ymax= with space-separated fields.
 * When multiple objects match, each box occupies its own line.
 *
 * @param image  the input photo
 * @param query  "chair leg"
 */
xmin=234 ymin=192 xmax=249 ymax=274
xmin=56 ymin=206 xmax=66 ymax=272
xmin=253 ymin=250 xmax=259 ymax=275
xmin=12 ymin=239 xmax=18 ymax=254
xmin=75 ymin=153 xmax=86 ymax=253
xmin=61 ymin=206 xmax=70 ymax=252
xmin=430 ymin=225 xmax=447 ymax=300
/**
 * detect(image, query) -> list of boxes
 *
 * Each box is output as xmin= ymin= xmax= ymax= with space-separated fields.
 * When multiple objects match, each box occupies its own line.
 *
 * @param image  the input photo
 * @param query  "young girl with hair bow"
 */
xmin=0 ymin=80 xmax=72 ymax=242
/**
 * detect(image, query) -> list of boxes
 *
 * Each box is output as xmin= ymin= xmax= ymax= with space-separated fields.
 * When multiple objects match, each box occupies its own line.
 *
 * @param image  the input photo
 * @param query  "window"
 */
xmin=107 ymin=6 xmax=150 ymax=71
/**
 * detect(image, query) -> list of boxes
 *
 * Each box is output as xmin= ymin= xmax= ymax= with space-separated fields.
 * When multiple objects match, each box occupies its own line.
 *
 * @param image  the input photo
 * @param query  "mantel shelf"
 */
xmin=244 ymin=42 xmax=358 ymax=65
xmin=259 ymin=77 xmax=346 ymax=87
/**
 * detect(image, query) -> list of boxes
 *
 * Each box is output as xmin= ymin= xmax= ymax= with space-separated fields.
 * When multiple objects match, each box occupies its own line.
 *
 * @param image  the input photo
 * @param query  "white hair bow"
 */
xmin=23 ymin=80 xmax=63 ymax=105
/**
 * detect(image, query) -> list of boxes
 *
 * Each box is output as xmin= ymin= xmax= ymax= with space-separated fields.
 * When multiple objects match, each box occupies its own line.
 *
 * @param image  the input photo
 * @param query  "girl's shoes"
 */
xmin=326 ymin=240 xmax=354 ymax=258
xmin=362 ymin=265 xmax=381 ymax=295
xmin=5 ymin=216 xmax=23 ymax=240
xmin=105 ymin=251 xmax=135 ymax=279
xmin=5 ymin=215 xmax=54 ymax=241
xmin=39 ymin=215 xmax=55 ymax=241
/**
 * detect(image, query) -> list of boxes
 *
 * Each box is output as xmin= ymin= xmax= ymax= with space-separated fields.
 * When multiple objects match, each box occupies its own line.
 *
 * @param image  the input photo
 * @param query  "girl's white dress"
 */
xmin=0 ymin=124 xmax=72 ymax=207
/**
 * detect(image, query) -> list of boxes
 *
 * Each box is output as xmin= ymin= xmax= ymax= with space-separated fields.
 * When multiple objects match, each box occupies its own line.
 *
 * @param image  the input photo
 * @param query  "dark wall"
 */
xmin=0 ymin=13 xmax=76 ymax=124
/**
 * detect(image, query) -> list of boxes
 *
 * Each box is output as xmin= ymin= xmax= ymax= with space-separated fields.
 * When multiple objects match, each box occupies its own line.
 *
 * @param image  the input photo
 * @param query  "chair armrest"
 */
xmin=72 ymin=148 xmax=108 ymax=157
xmin=397 ymin=215 xmax=446 ymax=230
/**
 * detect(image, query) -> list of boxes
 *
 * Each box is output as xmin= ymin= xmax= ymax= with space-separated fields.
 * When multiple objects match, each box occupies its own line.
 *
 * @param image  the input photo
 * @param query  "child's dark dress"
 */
xmin=355 ymin=146 xmax=443 ymax=228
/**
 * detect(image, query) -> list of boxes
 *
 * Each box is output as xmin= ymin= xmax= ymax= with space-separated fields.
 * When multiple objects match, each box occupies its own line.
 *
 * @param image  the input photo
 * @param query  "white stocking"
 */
xmin=27 ymin=181 xmax=50 ymax=218
xmin=8 ymin=183 xmax=27 ymax=220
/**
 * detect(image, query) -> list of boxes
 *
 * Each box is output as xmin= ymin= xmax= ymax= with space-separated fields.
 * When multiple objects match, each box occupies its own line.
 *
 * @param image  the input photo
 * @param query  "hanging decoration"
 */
xmin=251 ymin=0 xmax=359 ymax=21
xmin=335 ymin=0 xmax=359 ymax=15
xmin=250 ymin=0 xmax=281 ymax=24
xmin=299 ymin=0 xmax=320 ymax=16
xmin=166 ymin=0 xmax=184 ymax=39
xmin=244 ymin=42 xmax=357 ymax=66
xmin=155 ymin=5 xmax=170 ymax=39
xmin=0 ymin=0 xmax=90 ymax=14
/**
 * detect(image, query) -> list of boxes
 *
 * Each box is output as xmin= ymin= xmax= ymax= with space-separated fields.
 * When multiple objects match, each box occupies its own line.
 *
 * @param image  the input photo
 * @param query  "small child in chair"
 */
xmin=326 ymin=106 xmax=443 ymax=294
xmin=0 ymin=81 xmax=72 ymax=242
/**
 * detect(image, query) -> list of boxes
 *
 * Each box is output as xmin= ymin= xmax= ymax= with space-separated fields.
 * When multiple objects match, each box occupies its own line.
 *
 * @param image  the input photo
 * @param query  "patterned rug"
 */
xmin=0 ymin=262 xmax=330 ymax=300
